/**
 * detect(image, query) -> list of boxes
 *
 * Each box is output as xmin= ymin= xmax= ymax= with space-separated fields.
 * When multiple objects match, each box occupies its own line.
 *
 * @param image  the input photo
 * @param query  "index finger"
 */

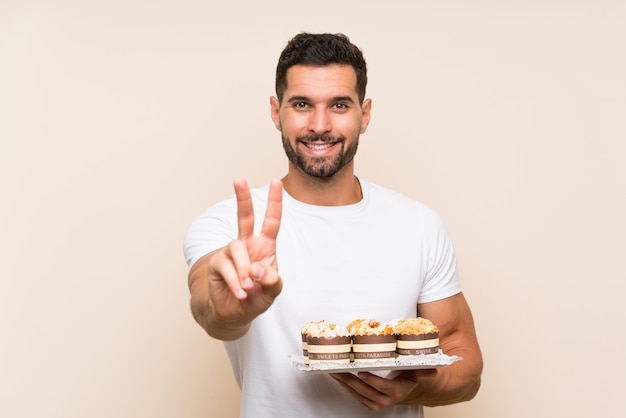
xmin=260 ymin=179 xmax=283 ymax=239
xmin=234 ymin=178 xmax=254 ymax=239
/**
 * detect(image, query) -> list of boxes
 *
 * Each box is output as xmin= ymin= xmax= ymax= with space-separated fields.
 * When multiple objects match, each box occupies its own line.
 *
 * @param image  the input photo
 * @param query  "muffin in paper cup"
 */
xmin=301 ymin=320 xmax=326 ymax=365
xmin=304 ymin=322 xmax=351 ymax=364
xmin=394 ymin=317 xmax=440 ymax=356
xmin=347 ymin=319 xmax=397 ymax=362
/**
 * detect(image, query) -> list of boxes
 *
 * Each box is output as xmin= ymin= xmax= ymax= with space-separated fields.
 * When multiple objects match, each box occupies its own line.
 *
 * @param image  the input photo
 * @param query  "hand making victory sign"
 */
xmin=187 ymin=178 xmax=283 ymax=341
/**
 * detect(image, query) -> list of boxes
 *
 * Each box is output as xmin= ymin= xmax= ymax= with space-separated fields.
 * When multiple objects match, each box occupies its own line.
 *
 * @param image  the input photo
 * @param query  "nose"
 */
xmin=308 ymin=108 xmax=331 ymax=134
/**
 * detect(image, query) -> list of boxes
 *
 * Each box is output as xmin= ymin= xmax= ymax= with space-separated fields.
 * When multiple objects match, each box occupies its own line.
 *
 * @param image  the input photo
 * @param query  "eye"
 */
xmin=293 ymin=102 xmax=309 ymax=109
xmin=333 ymin=102 xmax=349 ymax=111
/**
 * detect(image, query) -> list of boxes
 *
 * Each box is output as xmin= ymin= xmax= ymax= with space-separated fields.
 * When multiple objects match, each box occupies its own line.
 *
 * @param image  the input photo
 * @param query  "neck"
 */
xmin=282 ymin=167 xmax=362 ymax=206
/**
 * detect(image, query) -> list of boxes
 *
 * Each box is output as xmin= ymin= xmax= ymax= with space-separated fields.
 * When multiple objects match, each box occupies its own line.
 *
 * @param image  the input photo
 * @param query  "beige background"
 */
xmin=1 ymin=0 xmax=625 ymax=417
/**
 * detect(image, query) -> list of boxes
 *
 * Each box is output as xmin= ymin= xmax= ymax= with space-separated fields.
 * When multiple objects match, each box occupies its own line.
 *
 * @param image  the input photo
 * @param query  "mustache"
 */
xmin=296 ymin=134 xmax=344 ymax=143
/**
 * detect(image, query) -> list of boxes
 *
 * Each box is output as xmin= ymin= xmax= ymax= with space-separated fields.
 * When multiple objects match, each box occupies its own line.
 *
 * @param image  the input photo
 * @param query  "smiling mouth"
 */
xmin=298 ymin=134 xmax=342 ymax=150
xmin=304 ymin=142 xmax=336 ymax=150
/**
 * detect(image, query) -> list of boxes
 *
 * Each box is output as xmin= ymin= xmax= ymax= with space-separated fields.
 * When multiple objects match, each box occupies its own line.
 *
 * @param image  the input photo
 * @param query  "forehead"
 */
xmin=284 ymin=64 xmax=359 ymax=99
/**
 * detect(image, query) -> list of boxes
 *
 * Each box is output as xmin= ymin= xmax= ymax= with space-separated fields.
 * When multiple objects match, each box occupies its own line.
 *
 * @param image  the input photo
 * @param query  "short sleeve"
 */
xmin=183 ymin=197 xmax=238 ymax=269
xmin=417 ymin=208 xmax=462 ymax=303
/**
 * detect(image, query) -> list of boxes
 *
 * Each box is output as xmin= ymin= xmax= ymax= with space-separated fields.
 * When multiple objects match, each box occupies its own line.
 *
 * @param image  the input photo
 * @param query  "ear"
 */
xmin=359 ymin=98 xmax=372 ymax=134
xmin=270 ymin=96 xmax=281 ymax=131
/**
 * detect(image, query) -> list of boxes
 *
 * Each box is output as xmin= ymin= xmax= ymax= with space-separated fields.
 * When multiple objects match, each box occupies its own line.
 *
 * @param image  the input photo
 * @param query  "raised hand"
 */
xmin=188 ymin=178 xmax=283 ymax=340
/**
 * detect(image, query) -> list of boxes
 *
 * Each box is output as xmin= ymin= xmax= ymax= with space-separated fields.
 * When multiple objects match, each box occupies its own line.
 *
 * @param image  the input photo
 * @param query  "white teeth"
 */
xmin=307 ymin=143 xmax=333 ymax=150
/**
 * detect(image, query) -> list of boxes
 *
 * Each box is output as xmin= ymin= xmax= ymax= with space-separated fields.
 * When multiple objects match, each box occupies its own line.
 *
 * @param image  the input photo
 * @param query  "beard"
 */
xmin=281 ymin=133 xmax=359 ymax=178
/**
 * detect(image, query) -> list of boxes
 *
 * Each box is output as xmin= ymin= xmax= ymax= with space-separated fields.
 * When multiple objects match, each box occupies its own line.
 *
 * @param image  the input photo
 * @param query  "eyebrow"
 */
xmin=286 ymin=95 xmax=356 ymax=104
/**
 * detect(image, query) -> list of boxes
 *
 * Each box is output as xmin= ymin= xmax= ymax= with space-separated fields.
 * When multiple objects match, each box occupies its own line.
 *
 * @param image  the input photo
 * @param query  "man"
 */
xmin=184 ymin=32 xmax=482 ymax=417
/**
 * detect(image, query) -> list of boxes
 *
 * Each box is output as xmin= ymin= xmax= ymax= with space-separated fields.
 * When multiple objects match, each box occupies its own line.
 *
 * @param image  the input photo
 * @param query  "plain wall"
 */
xmin=1 ymin=1 xmax=625 ymax=417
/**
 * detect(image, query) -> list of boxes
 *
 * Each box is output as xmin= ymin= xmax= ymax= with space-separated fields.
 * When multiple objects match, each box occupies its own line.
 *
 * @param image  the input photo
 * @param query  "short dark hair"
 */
xmin=275 ymin=33 xmax=368 ymax=104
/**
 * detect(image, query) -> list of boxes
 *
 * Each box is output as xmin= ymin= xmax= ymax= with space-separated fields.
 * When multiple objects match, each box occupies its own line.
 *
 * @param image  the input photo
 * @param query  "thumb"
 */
xmin=250 ymin=260 xmax=282 ymax=297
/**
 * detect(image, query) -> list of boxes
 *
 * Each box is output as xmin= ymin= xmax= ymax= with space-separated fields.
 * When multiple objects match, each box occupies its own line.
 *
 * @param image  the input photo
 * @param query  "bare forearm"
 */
xmin=408 ymin=293 xmax=483 ymax=406
xmin=405 ymin=346 xmax=483 ymax=407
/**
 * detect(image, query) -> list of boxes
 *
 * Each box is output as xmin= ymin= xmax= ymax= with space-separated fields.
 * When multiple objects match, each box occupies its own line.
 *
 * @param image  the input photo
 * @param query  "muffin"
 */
xmin=305 ymin=321 xmax=352 ymax=364
xmin=347 ymin=319 xmax=397 ymax=362
xmin=394 ymin=317 xmax=440 ymax=356
xmin=300 ymin=320 xmax=325 ymax=365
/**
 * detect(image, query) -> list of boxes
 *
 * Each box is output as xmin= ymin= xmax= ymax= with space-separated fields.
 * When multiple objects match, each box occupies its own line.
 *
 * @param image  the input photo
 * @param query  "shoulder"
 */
xmin=362 ymin=180 xmax=442 ymax=221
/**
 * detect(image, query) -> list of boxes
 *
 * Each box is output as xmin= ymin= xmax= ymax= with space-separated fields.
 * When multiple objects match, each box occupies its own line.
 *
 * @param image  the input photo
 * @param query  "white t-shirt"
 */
xmin=184 ymin=180 xmax=462 ymax=418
